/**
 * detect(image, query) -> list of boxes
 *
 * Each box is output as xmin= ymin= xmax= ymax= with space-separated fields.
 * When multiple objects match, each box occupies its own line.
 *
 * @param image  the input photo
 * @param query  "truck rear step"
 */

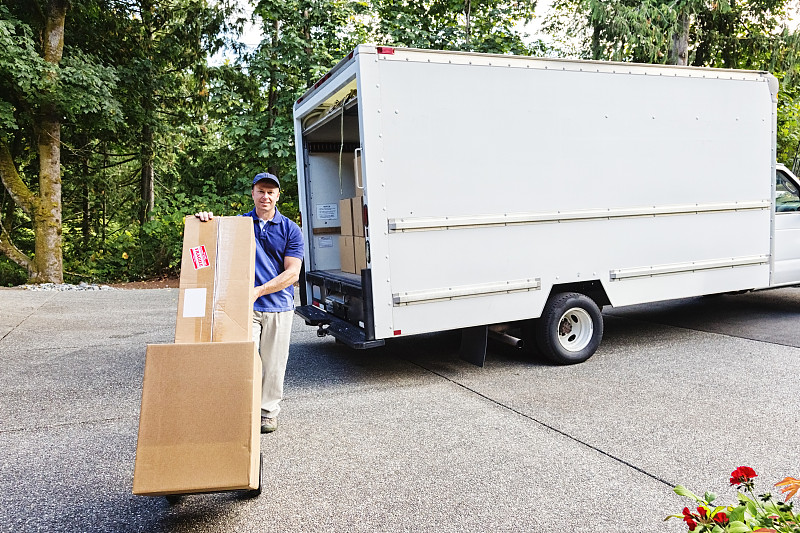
xmin=295 ymin=305 xmax=385 ymax=349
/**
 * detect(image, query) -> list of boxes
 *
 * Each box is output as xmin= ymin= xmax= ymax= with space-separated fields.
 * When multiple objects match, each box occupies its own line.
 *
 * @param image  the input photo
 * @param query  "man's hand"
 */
xmin=195 ymin=211 xmax=214 ymax=222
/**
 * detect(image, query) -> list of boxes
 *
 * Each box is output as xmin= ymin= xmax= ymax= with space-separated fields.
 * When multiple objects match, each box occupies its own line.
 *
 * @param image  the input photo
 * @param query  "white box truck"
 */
xmin=293 ymin=44 xmax=800 ymax=366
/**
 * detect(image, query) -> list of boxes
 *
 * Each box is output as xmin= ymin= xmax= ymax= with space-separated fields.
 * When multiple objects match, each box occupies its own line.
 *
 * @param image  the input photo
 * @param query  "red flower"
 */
xmin=682 ymin=507 xmax=698 ymax=531
xmin=697 ymin=506 xmax=708 ymax=519
xmin=713 ymin=512 xmax=729 ymax=526
xmin=730 ymin=466 xmax=758 ymax=487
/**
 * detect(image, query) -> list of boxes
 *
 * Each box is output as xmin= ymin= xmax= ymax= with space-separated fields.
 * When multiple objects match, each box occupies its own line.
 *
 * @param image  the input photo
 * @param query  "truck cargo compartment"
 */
xmin=298 ymin=269 xmax=382 ymax=349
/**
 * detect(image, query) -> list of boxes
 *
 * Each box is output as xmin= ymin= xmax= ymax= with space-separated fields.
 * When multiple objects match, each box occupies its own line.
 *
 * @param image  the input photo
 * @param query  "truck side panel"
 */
xmin=364 ymin=51 xmax=773 ymax=338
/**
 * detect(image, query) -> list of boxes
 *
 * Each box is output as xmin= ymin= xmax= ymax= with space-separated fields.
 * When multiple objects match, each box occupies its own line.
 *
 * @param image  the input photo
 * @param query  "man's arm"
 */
xmin=253 ymin=256 xmax=302 ymax=302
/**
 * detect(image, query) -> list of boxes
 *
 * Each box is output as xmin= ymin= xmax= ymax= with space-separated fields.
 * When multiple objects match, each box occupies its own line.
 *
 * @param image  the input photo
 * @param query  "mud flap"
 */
xmin=459 ymin=325 xmax=487 ymax=367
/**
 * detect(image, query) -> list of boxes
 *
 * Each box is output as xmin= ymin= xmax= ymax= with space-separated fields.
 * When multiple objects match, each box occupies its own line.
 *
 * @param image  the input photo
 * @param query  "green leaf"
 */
xmin=712 ymin=505 xmax=729 ymax=516
xmin=738 ymin=492 xmax=755 ymax=505
xmin=725 ymin=521 xmax=752 ymax=533
xmin=728 ymin=505 xmax=746 ymax=523
xmin=745 ymin=500 xmax=758 ymax=516
xmin=704 ymin=491 xmax=717 ymax=503
xmin=674 ymin=485 xmax=701 ymax=501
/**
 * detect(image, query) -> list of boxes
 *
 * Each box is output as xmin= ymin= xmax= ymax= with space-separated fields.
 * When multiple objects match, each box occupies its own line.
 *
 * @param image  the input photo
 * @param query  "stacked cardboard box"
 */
xmin=339 ymin=197 xmax=367 ymax=274
xmin=133 ymin=216 xmax=262 ymax=496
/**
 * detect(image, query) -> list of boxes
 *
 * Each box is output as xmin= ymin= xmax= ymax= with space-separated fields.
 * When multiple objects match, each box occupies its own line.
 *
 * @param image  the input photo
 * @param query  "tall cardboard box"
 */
xmin=339 ymin=198 xmax=353 ymax=236
xmin=354 ymin=236 xmax=367 ymax=272
xmin=133 ymin=342 xmax=261 ymax=495
xmin=351 ymin=196 xmax=365 ymax=237
xmin=339 ymin=235 xmax=356 ymax=273
xmin=175 ymin=216 xmax=256 ymax=343
xmin=134 ymin=215 xmax=261 ymax=497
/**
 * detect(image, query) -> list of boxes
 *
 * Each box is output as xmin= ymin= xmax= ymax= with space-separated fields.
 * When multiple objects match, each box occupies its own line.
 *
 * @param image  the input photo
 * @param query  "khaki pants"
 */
xmin=252 ymin=310 xmax=293 ymax=418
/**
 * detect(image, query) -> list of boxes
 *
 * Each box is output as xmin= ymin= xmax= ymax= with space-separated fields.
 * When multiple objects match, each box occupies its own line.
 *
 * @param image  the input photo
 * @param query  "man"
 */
xmin=196 ymin=172 xmax=304 ymax=433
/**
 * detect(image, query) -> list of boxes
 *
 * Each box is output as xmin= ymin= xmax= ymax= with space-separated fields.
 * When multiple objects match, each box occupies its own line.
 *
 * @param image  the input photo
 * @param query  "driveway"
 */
xmin=0 ymin=287 xmax=798 ymax=531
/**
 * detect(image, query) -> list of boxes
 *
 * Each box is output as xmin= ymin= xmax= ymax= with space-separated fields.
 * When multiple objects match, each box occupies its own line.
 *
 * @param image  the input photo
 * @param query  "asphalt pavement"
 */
xmin=1 ymin=286 xmax=799 ymax=532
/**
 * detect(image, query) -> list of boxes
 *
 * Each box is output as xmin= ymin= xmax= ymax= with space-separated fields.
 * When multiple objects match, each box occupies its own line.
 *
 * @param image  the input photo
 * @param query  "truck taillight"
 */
xmin=313 ymin=72 xmax=332 ymax=91
xmin=362 ymin=203 xmax=368 ymax=227
xmin=377 ymin=46 xmax=395 ymax=55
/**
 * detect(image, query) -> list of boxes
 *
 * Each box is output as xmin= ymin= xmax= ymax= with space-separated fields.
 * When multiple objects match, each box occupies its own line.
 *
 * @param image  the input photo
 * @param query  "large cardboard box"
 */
xmin=354 ymin=236 xmax=367 ymax=272
xmin=351 ymin=196 xmax=365 ymax=237
xmin=339 ymin=198 xmax=353 ymax=237
xmin=133 ymin=341 xmax=261 ymax=495
xmin=175 ymin=217 xmax=256 ymax=343
xmin=339 ymin=235 xmax=356 ymax=273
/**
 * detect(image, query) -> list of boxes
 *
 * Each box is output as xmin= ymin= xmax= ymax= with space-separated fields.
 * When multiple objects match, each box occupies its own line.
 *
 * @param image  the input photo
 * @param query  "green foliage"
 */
xmin=10 ymin=0 xmax=800 ymax=284
xmin=62 ymin=180 xmax=254 ymax=282
xmin=371 ymin=0 xmax=537 ymax=53
xmin=0 ymin=5 xmax=122 ymax=136
xmin=668 ymin=467 xmax=800 ymax=532
xmin=546 ymin=0 xmax=793 ymax=64
xmin=0 ymin=256 xmax=26 ymax=287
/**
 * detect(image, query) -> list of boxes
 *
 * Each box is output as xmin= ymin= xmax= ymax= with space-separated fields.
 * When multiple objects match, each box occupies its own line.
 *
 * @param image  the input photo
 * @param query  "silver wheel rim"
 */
xmin=556 ymin=307 xmax=593 ymax=352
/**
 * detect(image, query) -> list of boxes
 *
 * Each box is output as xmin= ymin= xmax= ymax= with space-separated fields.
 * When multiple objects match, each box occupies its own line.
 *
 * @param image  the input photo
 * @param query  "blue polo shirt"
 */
xmin=243 ymin=208 xmax=304 ymax=312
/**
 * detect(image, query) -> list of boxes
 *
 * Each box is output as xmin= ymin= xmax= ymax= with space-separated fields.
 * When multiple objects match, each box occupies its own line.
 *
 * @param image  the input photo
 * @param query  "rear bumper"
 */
xmin=295 ymin=305 xmax=385 ymax=349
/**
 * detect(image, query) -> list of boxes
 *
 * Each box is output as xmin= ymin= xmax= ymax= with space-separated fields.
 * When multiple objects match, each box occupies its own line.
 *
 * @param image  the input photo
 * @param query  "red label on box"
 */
xmin=190 ymin=245 xmax=210 ymax=269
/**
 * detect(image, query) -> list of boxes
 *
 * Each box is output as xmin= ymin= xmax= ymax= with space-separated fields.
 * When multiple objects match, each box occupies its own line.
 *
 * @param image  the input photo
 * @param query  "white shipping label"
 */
xmin=316 ymin=203 xmax=338 ymax=221
xmin=182 ymin=288 xmax=207 ymax=318
xmin=317 ymin=236 xmax=334 ymax=248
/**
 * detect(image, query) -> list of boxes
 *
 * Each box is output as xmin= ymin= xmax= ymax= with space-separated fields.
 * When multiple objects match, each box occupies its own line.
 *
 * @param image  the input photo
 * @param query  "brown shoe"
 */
xmin=260 ymin=416 xmax=277 ymax=433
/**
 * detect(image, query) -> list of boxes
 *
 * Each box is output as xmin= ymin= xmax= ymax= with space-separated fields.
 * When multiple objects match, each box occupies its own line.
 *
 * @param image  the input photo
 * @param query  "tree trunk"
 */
xmin=591 ymin=25 xmax=602 ymax=61
xmin=669 ymin=10 xmax=690 ymax=66
xmin=140 ymin=124 xmax=155 ymax=224
xmin=30 ymin=0 xmax=68 ymax=283
xmin=140 ymin=0 xmax=155 ymax=224
xmin=34 ymin=114 xmax=63 ymax=283
xmin=267 ymin=19 xmax=280 ymax=177
xmin=0 ymin=143 xmax=35 ymax=276
xmin=81 ymin=158 xmax=90 ymax=250
xmin=268 ymin=19 xmax=279 ymax=131
xmin=0 ymin=0 xmax=67 ymax=283
xmin=464 ymin=0 xmax=471 ymax=50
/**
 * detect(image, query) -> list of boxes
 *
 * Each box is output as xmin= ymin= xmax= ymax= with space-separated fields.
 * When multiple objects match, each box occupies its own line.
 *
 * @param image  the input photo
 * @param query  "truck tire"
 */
xmin=535 ymin=292 xmax=603 ymax=365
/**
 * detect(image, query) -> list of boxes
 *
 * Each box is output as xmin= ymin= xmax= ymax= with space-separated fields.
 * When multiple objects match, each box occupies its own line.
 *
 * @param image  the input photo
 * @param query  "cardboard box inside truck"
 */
xmin=339 ymin=198 xmax=353 ymax=236
xmin=339 ymin=235 xmax=356 ymax=273
xmin=354 ymin=236 xmax=367 ymax=272
xmin=175 ymin=216 xmax=256 ymax=343
xmin=133 ymin=341 xmax=262 ymax=496
xmin=351 ymin=197 xmax=364 ymax=237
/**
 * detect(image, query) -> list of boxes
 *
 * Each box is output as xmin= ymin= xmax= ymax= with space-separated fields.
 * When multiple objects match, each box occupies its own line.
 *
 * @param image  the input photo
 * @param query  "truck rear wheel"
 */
xmin=535 ymin=292 xmax=603 ymax=365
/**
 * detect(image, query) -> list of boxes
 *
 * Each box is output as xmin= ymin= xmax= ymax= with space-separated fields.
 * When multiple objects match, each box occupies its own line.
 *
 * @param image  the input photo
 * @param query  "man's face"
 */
xmin=252 ymin=182 xmax=280 ymax=218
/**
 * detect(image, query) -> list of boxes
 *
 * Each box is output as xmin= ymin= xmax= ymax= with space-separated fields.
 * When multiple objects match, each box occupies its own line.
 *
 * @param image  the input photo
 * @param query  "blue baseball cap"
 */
xmin=252 ymin=172 xmax=280 ymax=189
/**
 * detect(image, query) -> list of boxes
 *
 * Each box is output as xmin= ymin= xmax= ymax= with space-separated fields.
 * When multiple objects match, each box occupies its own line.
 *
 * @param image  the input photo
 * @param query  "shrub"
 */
xmin=667 ymin=467 xmax=800 ymax=532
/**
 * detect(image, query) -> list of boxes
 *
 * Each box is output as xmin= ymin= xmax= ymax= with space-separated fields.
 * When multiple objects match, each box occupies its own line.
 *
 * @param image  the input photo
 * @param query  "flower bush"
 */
xmin=667 ymin=467 xmax=800 ymax=532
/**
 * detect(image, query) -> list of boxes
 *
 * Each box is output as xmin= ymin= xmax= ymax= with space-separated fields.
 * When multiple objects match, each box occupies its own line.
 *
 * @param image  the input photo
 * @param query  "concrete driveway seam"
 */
xmin=404 ymin=357 xmax=678 ymax=490
xmin=0 ymin=415 xmax=136 ymax=435
xmin=0 ymin=292 xmax=55 ymax=342
xmin=605 ymin=306 xmax=800 ymax=348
